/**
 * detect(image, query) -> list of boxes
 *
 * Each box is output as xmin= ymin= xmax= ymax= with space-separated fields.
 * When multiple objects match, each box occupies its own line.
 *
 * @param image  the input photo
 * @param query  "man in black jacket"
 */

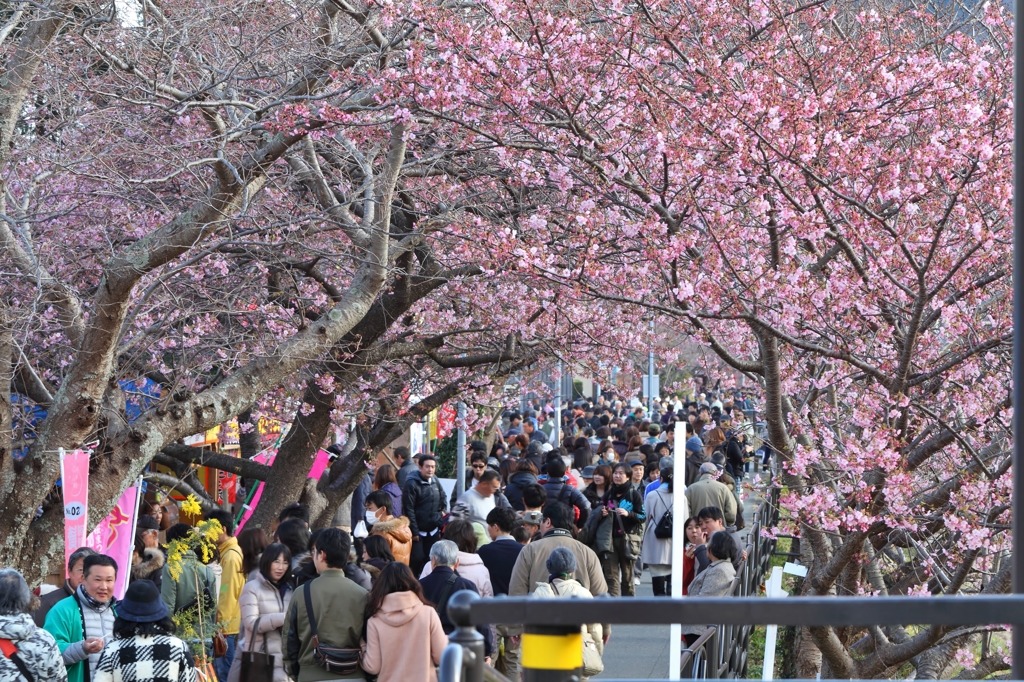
xmin=402 ymin=455 xmax=447 ymax=574
xmin=394 ymin=446 xmax=417 ymax=488
xmin=419 ymin=540 xmax=492 ymax=660
xmin=540 ymin=458 xmax=590 ymax=527
xmin=477 ymin=508 xmax=523 ymax=596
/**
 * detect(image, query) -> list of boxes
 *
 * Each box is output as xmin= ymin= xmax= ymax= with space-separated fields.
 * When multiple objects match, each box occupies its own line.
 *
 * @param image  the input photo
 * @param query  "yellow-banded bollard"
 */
xmin=521 ymin=624 xmax=583 ymax=682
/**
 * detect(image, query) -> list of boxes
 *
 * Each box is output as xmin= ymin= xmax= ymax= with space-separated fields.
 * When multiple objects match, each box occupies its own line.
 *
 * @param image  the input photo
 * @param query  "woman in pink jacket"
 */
xmin=361 ymin=563 xmax=447 ymax=681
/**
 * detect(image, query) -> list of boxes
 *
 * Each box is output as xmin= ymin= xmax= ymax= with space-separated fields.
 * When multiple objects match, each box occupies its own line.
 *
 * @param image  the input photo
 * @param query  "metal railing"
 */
xmin=439 ymin=478 xmax=781 ymax=682
xmin=678 ymin=484 xmax=779 ymax=680
xmin=437 ymin=463 xmax=1024 ymax=682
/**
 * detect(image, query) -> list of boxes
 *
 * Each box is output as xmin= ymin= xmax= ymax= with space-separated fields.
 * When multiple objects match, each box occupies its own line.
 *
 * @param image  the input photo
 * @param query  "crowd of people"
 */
xmin=0 ymin=388 xmax=757 ymax=682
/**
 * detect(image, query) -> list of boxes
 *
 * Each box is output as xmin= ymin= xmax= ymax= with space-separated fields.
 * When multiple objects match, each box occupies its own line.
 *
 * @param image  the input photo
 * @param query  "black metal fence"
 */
xmin=439 ymin=483 xmax=782 ymax=682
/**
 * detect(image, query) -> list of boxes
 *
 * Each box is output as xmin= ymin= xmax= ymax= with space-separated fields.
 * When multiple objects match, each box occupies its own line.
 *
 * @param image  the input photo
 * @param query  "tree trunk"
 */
xmin=238 ymin=408 xmax=261 ymax=460
xmin=0 ymin=305 xmax=13 ymax=501
xmin=247 ymin=380 xmax=336 ymax=530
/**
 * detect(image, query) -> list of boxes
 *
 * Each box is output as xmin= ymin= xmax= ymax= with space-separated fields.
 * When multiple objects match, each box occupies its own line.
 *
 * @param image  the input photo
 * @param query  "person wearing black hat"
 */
xmin=94 ymin=580 xmax=197 ymax=682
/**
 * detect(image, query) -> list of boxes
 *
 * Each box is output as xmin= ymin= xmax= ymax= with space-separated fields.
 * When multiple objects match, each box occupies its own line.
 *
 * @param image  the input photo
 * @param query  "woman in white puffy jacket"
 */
xmin=531 ymin=548 xmax=603 ymax=679
xmin=227 ymin=543 xmax=294 ymax=682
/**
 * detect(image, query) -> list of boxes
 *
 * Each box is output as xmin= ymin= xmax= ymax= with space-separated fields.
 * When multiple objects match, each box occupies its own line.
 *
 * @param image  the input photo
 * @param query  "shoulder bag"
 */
xmin=240 ymin=616 xmax=275 ymax=682
xmin=303 ymin=583 xmax=362 ymax=675
xmin=613 ymin=510 xmax=641 ymax=561
xmin=0 ymin=639 xmax=34 ymax=682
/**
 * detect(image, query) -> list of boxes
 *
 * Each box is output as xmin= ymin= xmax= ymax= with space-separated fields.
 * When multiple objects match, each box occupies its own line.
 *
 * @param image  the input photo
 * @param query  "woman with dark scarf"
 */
xmin=581 ymin=462 xmax=645 ymax=596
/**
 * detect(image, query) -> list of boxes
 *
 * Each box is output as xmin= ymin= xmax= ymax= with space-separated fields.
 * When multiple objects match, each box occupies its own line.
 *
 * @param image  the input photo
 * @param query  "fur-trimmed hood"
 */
xmin=372 ymin=515 xmax=412 ymax=542
xmin=132 ymin=547 xmax=165 ymax=580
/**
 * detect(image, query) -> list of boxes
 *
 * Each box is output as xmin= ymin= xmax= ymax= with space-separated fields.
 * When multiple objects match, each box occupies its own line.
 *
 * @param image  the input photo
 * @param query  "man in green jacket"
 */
xmin=44 ymin=554 xmax=118 ymax=682
xmin=159 ymin=523 xmax=217 ymax=640
xmin=284 ymin=528 xmax=368 ymax=681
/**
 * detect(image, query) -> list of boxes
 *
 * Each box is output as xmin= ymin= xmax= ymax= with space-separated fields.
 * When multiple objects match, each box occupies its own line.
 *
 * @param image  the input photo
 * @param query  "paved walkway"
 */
xmin=597 ymin=480 xmax=766 ymax=679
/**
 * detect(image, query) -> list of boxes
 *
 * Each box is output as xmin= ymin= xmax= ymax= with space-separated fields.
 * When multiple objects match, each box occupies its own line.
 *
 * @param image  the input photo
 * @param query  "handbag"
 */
xmin=212 ymin=632 xmax=228 ymax=658
xmin=303 ymin=583 xmax=362 ymax=675
xmin=613 ymin=512 xmax=639 ymax=561
xmin=654 ymin=492 xmax=673 ymax=539
xmin=240 ymin=617 xmax=276 ymax=682
xmin=582 ymin=632 xmax=605 ymax=677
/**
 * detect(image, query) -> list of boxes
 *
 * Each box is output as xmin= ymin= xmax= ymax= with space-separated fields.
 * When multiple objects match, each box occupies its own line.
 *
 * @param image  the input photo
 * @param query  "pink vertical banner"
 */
xmin=308 ymin=449 xmax=332 ymax=480
xmin=235 ymin=449 xmax=330 ymax=533
xmin=234 ymin=450 xmax=275 ymax=533
xmin=86 ymin=485 xmax=141 ymax=600
xmin=61 ymin=449 xmax=91 ymax=574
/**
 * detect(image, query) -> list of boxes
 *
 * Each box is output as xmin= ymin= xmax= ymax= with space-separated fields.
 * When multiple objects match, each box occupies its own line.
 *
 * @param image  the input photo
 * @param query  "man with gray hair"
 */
xmin=32 ymin=547 xmax=96 ymax=627
xmin=419 ymin=540 xmax=493 ymax=660
xmin=0 ymin=568 xmax=68 ymax=681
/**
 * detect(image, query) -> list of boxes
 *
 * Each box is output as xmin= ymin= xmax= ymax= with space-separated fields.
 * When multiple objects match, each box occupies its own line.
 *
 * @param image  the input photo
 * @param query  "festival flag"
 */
xmin=60 ymin=449 xmax=91 ymax=574
xmin=86 ymin=484 xmax=142 ymax=600
xmin=235 ymin=448 xmax=332 ymax=533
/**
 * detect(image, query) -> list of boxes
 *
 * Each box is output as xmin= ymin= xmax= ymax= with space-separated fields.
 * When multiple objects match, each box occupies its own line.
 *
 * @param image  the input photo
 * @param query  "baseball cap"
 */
xmin=522 ymin=511 xmax=543 ymax=525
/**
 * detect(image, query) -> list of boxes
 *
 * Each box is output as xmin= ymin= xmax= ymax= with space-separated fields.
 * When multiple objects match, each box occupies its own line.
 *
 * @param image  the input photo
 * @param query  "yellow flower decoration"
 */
xmin=180 ymin=494 xmax=203 ymax=517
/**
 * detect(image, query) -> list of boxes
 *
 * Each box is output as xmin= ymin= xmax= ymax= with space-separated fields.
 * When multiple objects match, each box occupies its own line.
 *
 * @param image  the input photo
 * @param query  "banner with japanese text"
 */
xmin=60 ymin=449 xmax=91 ymax=574
xmin=86 ymin=484 xmax=142 ymax=600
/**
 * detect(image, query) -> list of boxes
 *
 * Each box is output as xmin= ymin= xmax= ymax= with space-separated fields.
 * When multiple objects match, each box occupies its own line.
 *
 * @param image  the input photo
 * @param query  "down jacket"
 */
xmin=0 ymin=613 xmax=67 ymax=682
xmin=531 ymin=579 xmax=603 ymax=656
xmin=503 ymin=471 xmax=538 ymax=512
xmin=371 ymin=516 xmax=413 ymax=566
xmin=227 ymin=573 xmax=294 ymax=682
xmin=401 ymin=471 xmax=447 ymax=536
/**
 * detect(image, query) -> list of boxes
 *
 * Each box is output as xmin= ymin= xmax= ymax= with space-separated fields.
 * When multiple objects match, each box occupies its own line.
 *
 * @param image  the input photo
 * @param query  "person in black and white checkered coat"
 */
xmin=94 ymin=580 xmax=196 ymax=682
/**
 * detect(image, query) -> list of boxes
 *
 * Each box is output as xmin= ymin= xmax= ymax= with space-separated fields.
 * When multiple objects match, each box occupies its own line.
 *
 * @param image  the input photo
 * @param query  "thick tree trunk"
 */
xmin=0 ymin=306 xmax=13 ymax=500
xmin=247 ymin=380 xmax=336 ymax=530
xmin=238 ymin=408 xmax=261 ymax=460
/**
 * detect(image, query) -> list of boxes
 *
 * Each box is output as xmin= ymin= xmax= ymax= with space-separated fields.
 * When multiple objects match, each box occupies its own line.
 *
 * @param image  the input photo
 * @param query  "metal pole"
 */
xmin=457 ymin=402 xmax=467 ymax=497
xmin=648 ymin=319 xmax=655 ymax=415
xmin=553 ymin=360 xmax=562 ymax=449
xmin=1013 ymin=0 xmax=1024 ymax=671
xmin=669 ymin=424 xmax=687 ymax=679
xmin=448 ymin=590 xmax=486 ymax=682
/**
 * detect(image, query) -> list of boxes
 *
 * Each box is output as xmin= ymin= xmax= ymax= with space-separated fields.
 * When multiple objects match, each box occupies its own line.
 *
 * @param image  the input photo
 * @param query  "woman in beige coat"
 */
xmin=361 ymin=562 xmax=447 ymax=682
xmin=227 ymin=543 xmax=294 ymax=682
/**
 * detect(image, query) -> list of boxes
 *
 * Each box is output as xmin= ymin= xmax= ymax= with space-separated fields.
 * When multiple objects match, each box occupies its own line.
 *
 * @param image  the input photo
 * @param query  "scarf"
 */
xmin=77 ymin=585 xmax=113 ymax=612
xmin=604 ymin=482 xmax=631 ymax=504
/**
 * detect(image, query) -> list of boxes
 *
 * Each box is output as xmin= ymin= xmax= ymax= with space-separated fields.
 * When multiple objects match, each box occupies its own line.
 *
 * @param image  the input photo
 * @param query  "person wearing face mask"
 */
xmin=226 ymin=543 xmax=294 ymax=682
xmin=365 ymin=490 xmax=413 ymax=566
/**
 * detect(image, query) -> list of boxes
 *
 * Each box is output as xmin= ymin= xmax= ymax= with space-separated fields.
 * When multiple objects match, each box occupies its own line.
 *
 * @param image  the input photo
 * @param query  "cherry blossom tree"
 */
xmin=392 ymin=0 xmax=1013 ymax=674
xmin=0 ymin=0 xmax=648 ymax=579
